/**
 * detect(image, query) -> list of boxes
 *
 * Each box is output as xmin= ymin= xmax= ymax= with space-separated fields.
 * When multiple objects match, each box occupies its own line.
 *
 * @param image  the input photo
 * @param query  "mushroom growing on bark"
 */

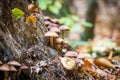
xmin=8 ymin=60 xmax=21 ymax=67
xmin=65 ymin=51 xmax=78 ymax=59
xmin=17 ymin=64 xmax=28 ymax=77
xmin=51 ymin=19 xmax=59 ymax=24
xmin=9 ymin=65 xmax=17 ymax=80
xmin=28 ymin=3 xmax=39 ymax=13
xmin=0 ymin=64 xmax=10 ymax=80
xmin=50 ymin=27 xmax=60 ymax=34
xmin=59 ymin=57 xmax=75 ymax=70
xmin=55 ymin=38 xmax=64 ymax=50
xmin=44 ymin=31 xmax=58 ymax=48
xmin=59 ymin=25 xmax=70 ymax=39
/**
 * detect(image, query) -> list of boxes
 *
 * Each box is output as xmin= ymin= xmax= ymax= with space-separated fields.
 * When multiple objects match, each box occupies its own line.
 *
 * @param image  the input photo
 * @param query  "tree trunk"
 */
xmin=81 ymin=0 xmax=98 ymax=41
xmin=0 ymin=0 xmax=76 ymax=79
xmin=0 ymin=0 xmax=48 ymax=61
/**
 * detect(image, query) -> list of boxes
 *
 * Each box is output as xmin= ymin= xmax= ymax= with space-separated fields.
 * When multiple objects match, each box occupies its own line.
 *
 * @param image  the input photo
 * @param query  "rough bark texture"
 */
xmin=0 ymin=0 xmax=47 ymax=61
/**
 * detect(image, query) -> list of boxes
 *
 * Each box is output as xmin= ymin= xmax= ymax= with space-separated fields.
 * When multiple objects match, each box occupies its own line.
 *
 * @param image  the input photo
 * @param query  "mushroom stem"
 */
xmin=108 ymin=51 xmax=113 ymax=60
xmin=4 ymin=71 xmax=8 ymax=80
xmin=62 ymin=31 xmax=65 ymax=39
xmin=50 ymin=37 xmax=54 ymax=48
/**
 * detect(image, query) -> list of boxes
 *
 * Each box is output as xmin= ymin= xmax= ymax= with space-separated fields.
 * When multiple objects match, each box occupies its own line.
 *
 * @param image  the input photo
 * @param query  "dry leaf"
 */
xmin=26 ymin=16 xmax=37 ymax=23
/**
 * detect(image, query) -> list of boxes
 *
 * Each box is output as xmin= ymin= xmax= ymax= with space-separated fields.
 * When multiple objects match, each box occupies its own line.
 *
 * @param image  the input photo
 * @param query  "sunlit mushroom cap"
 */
xmin=44 ymin=31 xmax=58 ymax=37
xmin=51 ymin=19 xmax=59 ymax=24
xmin=21 ymin=64 xmax=28 ymax=70
xmin=9 ymin=65 xmax=17 ymax=71
xmin=8 ymin=60 xmax=21 ymax=66
xmin=59 ymin=57 xmax=75 ymax=70
xmin=0 ymin=64 xmax=10 ymax=71
xmin=65 ymin=51 xmax=78 ymax=58
xmin=59 ymin=25 xmax=70 ymax=31
xmin=55 ymin=38 xmax=64 ymax=43
xmin=28 ymin=3 xmax=38 ymax=11
xmin=50 ymin=27 xmax=60 ymax=33
xmin=77 ymin=53 xmax=92 ymax=59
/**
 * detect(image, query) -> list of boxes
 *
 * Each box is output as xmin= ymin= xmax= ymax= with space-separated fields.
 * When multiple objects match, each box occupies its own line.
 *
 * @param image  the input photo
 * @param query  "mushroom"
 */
xmin=59 ymin=25 xmax=70 ymax=39
xmin=77 ymin=53 xmax=92 ymax=59
xmin=28 ymin=3 xmax=39 ymax=13
xmin=94 ymin=58 xmax=115 ymax=69
xmin=55 ymin=38 xmax=64 ymax=50
xmin=44 ymin=21 xmax=51 ymax=27
xmin=0 ymin=64 xmax=10 ymax=80
xmin=50 ymin=27 xmax=60 ymax=34
xmin=17 ymin=64 xmax=28 ymax=77
xmin=8 ymin=60 xmax=21 ymax=67
xmin=9 ymin=65 xmax=17 ymax=72
xmin=44 ymin=31 xmax=58 ymax=48
xmin=51 ymin=19 xmax=59 ymax=24
xmin=9 ymin=65 xmax=17 ymax=80
xmin=44 ymin=16 xmax=51 ymax=21
xmin=65 ymin=51 xmax=78 ymax=59
xmin=47 ymin=23 xmax=59 ymax=30
xmin=59 ymin=57 xmax=75 ymax=70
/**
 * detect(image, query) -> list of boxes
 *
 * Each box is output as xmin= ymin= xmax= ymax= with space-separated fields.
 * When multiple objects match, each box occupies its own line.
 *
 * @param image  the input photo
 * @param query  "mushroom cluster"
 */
xmin=44 ymin=16 xmax=70 ymax=52
xmin=0 ymin=60 xmax=28 ymax=80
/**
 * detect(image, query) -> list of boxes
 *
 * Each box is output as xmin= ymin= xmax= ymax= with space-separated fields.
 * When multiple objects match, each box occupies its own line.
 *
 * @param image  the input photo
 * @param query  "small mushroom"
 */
xmin=8 ymin=60 xmax=21 ymax=67
xmin=65 ymin=51 xmax=78 ymax=58
xmin=59 ymin=57 xmax=75 ymax=70
xmin=77 ymin=53 xmax=92 ymax=59
xmin=17 ymin=64 xmax=28 ymax=77
xmin=59 ymin=25 xmax=70 ymax=39
xmin=44 ymin=31 xmax=58 ymax=48
xmin=94 ymin=58 xmax=115 ymax=69
xmin=47 ymin=23 xmax=59 ymax=30
xmin=9 ymin=65 xmax=17 ymax=72
xmin=9 ymin=65 xmax=17 ymax=80
xmin=44 ymin=16 xmax=51 ymax=21
xmin=55 ymin=38 xmax=64 ymax=50
xmin=50 ymin=27 xmax=60 ymax=34
xmin=28 ymin=3 xmax=39 ymax=13
xmin=44 ymin=21 xmax=51 ymax=27
xmin=51 ymin=19 xmax=59 ymax=24
xmin=0 ymin=64 xmax=10 ymax=80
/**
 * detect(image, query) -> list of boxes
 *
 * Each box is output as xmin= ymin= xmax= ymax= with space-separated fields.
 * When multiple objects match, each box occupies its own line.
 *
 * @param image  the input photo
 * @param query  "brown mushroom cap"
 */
xmin=51 ymin=19 xmax=59 ymax=24
xmin=44 ymin=16 xmax=51 ymax=21
xmin=21 ymin=64 xmax=28 ymax=70
xmin=0 ymin=64 xmax=10 ymax=71
xmin=8 ymin=60 xmax=21 ymax=67
xmin=65 ymin=51 xmax=78 ymax=58
xmin=28 ymin=3 xmax=38 ymax=12
xmin=9 ymin=65 xmax=17 ymax=71
xmin=44 ymin=31 xmax=58 ymax=37
xmin=55 ymin=38 xmax=64 ymax=43
xmin=48 ymin=23 xmax=59 ymax=28
xmin=50 ymin=27 xmax=60 ymax=33
xmin=77 ymin=53 xmax=92 ymax=59
xmin=59 ymin=25 xmax=70 ymax=31
xmin=44 ymin=21 xmax=51 ymax=26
